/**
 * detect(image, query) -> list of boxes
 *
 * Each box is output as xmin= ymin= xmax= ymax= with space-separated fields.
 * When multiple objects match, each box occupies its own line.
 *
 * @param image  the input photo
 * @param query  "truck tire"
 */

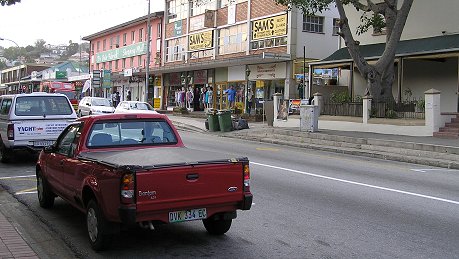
xmin=203 ymin=218 xmax=232 ymax=235
xmin=86 ymin=200 xmax=112 ymax=251
xmin=37 ymin=171 xmax=55 ymax=208
xmin=0 ymin=143 xmax=11 ymax=163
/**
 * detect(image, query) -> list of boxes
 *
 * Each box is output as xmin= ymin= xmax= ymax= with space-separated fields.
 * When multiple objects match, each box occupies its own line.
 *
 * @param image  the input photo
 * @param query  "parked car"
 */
xmin=114 ymin=101 xmax=158 ymax=114
xmin=0 ymin=92 xmax=77 ymax=163
xmin=78 ymin=97 xmax=114 ymax=117
xmin=36 ymin=113 xmax=253 ymax=251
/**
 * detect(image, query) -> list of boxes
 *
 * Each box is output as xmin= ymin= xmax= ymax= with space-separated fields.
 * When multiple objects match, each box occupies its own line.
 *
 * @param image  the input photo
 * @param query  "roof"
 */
xmin=315 ymin=34 xmax=459 ymax=65
xmin=82 ymin=12 xmax=164 ymax=41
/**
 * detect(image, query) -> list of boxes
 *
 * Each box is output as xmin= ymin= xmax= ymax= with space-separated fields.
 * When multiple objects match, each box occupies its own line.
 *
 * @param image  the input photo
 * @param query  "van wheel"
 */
xmin=203 ymin=218 xmax=232 ymax=235
xmin=0 ymin=143 xmax=11 ymax=163
xmin=87 ymin=200 xmax=112 ymax=251
xmin=37 ymin=170 xmax=55 ymax=208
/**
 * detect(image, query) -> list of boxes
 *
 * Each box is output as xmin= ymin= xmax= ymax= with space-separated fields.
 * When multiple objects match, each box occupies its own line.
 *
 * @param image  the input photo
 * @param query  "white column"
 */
xmin=425 ymin=89 xmax=441 ymax=134
xmin=273 ymin=93 xmax=282 ymax=121
xmin=313 ymin=92 xmax=322 ymax=116
xmin=362 ymin=95 xmax=372 ymax=124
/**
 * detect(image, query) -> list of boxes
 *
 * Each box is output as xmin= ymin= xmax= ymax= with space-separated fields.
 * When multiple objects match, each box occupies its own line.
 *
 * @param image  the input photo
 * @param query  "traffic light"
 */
xmin=0 ymin=0 xmax=21 ymax=6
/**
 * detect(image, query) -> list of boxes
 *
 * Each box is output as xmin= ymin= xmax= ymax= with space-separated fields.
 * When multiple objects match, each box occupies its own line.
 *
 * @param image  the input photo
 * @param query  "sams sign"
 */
xmin=252 ymin=14 xmax=287 ymax=40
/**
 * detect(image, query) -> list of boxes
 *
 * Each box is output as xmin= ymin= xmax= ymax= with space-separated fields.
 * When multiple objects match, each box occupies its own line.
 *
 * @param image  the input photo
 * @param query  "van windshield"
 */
xmin=15 ymin=96 xmax=73 ymax=116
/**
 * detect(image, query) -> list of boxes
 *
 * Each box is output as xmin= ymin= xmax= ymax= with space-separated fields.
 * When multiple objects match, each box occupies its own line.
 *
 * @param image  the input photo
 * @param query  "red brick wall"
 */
xmin=250 ymin=46 xmax=287 ymax=55
xmin=165 ymin=19 xmax=187 ymax=39
xmin=251 ymin=0 xmax=286 ymax=19
xmin=216 ymin=52 xmax=246 ymax=60
xmin=217 ymin=2 xmax=248 ymax=27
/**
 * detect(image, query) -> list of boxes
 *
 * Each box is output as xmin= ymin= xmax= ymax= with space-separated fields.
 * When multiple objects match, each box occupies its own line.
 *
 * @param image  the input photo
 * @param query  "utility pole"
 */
xmin=145 ymin=0 xmax=151 ymax=103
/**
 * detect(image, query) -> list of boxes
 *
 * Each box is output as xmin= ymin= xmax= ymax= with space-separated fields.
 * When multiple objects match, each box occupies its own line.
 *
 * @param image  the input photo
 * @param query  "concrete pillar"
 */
xmin=425 ymin=89 xmax=441 ymax=134
xmin=313 ymin=92 xmax=322 ymax=116
xmin=362 ymin=95 xmax=372 ymax=124
xmin=285 ymin=61 xmax=295 ymax=99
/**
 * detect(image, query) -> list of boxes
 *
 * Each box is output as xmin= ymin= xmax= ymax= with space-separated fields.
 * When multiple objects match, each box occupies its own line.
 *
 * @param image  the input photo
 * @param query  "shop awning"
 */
xmin=152 ymin=52 xmax=292 ymax=74
xmin=312 ymin=34 xmax=459 ymax=67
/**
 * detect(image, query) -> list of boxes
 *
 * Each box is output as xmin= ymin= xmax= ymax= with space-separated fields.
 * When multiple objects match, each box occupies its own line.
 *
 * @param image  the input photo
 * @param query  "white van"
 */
xmin=0 ymin=92 xmax=77 ymax=163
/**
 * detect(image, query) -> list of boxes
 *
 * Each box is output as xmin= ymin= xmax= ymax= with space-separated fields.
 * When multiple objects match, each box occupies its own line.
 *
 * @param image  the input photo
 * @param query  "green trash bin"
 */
xmin=207 ymin=112 xmax=220 ymax=132
xmin=218 ymin=110 xmax=233 ymax=132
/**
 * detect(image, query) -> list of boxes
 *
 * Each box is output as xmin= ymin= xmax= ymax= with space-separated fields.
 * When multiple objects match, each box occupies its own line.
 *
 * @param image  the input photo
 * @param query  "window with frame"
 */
xmin=96 ymin=41 xmax=100 ymax=52
xmin=103 ymin=39 xmax=106 ymax=51
xmin=139 ymin=28 xmax=144 ymax=42
xmin=138 ymin=56 xmax=142 ymax=67
xmin=167 ymin=0 xmax=189 ymax=23
xmin=131 ymin=31 xmax=135 ymax=42
xmin=123 ymin=33 xmax=127 ymax=46
xmin=122 ymin=58 xmax=126 ymax=69
xmin=166 ymin=37 xmax=186 ymax=62
xmin=157 ymin=23 xmax=162 ymax=38
xmin=115 ymin=60 xmax=119 ymax=70
xmin=190 ymin=0 xmax=215 ymax=17
xmin=250 ymin=36 xmax=287 ymax=50
xmin=56 ymin=124 xmax=81 ymax=157
xmin=130 ymin=57 xmax=134 ymax=67
xmin=0 ymin=98 xmax=12 ymax=115
xmin=303 ymin=15 xmax=324 ymax=33
xmin=218 ymin=24 xmax=248 ymax=55
xmin=332 ymin=18 xmax=340 ymax=36
xmin=109 ymin=61 xmax=112 ymax=70
xmin=218 ymin=0 xmax=247 ymax=8
xmin=110 ymin=37 xmax=114 ymax=49
xmin=190 ymin=49 xmax=213 ymax=60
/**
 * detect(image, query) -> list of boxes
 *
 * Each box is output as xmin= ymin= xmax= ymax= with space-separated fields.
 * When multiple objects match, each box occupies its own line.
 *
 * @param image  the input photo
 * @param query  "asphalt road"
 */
xmin=0 ymin=131 xmax=458 ymax=258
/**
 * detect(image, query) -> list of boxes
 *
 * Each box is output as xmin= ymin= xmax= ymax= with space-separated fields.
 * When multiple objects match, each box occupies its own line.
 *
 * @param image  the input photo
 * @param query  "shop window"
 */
xmin=218 ymin=24 xmax=248 ymax=55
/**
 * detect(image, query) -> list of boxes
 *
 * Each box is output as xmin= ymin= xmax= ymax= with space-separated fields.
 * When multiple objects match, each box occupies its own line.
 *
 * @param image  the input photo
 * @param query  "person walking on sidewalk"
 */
xmin=225 ymin=85 xmax=236 ymax=109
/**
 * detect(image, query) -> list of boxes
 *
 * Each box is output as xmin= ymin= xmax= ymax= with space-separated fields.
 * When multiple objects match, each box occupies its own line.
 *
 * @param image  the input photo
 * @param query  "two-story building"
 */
xmin=154 ymin=0 xmax=339 ymax=112
xmin=82 ymin=12 xmax=164 ymax=102
xmin=0 ymin=64 xmax=50 ymax=93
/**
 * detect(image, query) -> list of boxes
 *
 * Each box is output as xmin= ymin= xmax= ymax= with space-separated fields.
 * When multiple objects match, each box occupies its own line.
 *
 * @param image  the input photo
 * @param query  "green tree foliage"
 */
xmin=274 ymin=0 xmax=414 ymax=102
xmin=0 ymin=0 xmax=20 ymax=6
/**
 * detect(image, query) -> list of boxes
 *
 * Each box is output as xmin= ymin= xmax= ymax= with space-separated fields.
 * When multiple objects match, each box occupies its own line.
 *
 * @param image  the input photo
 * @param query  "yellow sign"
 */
xmin=153 ymin=98 xmax=161 ymax=109
xmin=188 ymin=31 xmax=213 ymax=51
xmin=256 ymin=80 xmax=265 ymax=88
xmin=252 ymin=14 xmax=287 ymax=40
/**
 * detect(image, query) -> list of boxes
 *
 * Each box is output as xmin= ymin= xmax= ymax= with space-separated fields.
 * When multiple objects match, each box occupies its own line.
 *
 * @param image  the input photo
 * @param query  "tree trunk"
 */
xmin=366 ymin=64 xmax=395 ymax=104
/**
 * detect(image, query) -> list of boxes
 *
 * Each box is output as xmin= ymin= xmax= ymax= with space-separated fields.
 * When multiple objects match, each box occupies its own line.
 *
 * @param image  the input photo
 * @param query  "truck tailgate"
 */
xmin=136 ymin=163 xmax=243 ymax=213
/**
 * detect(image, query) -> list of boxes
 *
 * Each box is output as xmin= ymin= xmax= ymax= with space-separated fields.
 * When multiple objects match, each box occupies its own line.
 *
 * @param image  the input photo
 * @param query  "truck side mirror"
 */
xmin=43 ymin=145 xmax=55 ymax=154
xmin=86 ymin=103 xmax=91 ymax=106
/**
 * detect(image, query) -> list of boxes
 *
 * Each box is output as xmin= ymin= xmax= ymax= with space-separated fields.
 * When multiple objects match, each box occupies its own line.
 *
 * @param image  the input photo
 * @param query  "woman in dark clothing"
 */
xmin=193 ymin=87 xmax=200 ymax=111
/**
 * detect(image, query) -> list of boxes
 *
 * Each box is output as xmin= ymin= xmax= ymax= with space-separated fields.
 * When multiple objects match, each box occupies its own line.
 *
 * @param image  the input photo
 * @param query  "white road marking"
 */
xmin=15 ymin=191 xmax=37 ymax=195
xmin=0 ymin=175 xmax=35 ymax=180
xmin=252 ymin=162 xmax=459 ymax=205
xmin=411 ymin=169 xmax=458 ymax=173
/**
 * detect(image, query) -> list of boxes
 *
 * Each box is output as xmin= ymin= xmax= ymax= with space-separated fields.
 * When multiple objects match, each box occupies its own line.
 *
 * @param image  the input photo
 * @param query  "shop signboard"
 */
xmin=153 ymin=97 xmax=161 ymax=109
xmin=95 ymin=42 xmax=147 ymax=63
xmin=204 ymin=10 xmax=216 ymax=28
xmin=92 ymin=70 xmax=101 ymax=88
xmin=193 ymin=70 xmax=207 ymax=84
xmin=55 ymin=71 xmax=67 ymax=79
xmin=102 ymin=70 xmax=111 ymax=89
xmin=252 ymin=14 xmax=287 ymax=40
xmin=188 ymin=31 xmax=213 ymax=51
xmin=174 ymin=20 xmax=183 ymax=36
xmin=248 ymin=62 xmax=287 ymax=80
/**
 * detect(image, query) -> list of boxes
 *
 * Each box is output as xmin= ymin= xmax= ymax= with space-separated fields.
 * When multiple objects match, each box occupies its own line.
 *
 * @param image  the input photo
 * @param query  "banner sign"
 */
xmin=96 ymin=42 xmax=146 ymax=63
xmin=188 ymin=31 xmax=213 ymax=51
xmin=174 ymin=20 xmax=183 ymax=36
xmin=252 ymin=14 xmax=287 ymax=40
xmin=102 ymin=70 xmax=111 ymax=89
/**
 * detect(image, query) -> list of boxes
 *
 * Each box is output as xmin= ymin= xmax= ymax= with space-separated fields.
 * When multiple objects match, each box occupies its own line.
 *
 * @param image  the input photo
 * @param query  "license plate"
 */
xmin=33 ymin=140 xmax=54 ymax=147
xmin=169 ymin=208 xmax=207 ymax=223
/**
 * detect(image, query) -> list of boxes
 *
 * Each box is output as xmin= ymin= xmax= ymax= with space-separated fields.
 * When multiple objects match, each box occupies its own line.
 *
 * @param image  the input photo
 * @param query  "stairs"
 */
xmin=434 ymin=113 xmax=459 ymax=139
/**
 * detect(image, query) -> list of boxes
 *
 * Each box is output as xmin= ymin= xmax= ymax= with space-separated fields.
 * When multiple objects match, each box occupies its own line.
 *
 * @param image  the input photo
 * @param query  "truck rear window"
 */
xmin=87 ymin=120 xmax=178 ymax=148
xmin=15 ymin=96 xmax=73 ymax=116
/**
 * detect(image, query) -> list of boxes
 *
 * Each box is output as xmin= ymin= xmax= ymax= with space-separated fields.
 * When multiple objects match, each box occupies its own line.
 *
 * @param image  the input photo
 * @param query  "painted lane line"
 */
xmin=0 ymin=175 xmax=35 ymax=180
xmin=411 ymin=169 xmax=458 ymax=173
xmin=251 ymin=162 xmax=459 ymax=205
xmin=15 ymin=191 xmax=37 ymax=195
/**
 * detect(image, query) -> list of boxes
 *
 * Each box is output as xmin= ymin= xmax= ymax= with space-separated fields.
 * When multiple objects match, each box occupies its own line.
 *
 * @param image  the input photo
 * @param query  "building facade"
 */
xmin=156 ymin=0 xmax=339 ymax=112
xmin=0 ymin=64 xmax=50 ymax=94
xmin=313 ymin=0 xmax=459 ymax=113
xmin=82 ymin=12 xmax=164 ymax=103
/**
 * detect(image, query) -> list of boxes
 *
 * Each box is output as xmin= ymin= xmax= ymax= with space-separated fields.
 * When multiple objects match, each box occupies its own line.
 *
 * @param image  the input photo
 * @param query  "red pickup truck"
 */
xmin=36 ymin=113 xmax=252 ymax=251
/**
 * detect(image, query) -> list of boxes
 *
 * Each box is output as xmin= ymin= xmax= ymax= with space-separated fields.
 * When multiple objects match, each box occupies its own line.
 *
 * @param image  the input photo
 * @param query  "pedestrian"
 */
xmin=115 ymin=92 xmax=120 ymax=106
xmin=127 ymin=90 xmax=132 ymax=101
xmin=206 ymin=86 xmax=213 ymax=110
xmin=247 ymin=89 xmax=253 ymax=114
xmin=224 ymin=85 xmax=236 ymax=109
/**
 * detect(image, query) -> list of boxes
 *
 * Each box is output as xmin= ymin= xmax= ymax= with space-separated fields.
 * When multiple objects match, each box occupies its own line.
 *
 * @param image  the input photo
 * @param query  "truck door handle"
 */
xmin=186 ymin=173 xmax=199 ymax=180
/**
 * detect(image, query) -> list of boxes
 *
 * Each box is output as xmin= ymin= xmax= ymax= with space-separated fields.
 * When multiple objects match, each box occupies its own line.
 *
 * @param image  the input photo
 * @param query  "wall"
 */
xmin=403 ymin=57 xmax=458 ymax=112
xmin=343 ymin=0 xmax=459 ymax=46
xmin=294 ymin=6 xmax=340 ymax=60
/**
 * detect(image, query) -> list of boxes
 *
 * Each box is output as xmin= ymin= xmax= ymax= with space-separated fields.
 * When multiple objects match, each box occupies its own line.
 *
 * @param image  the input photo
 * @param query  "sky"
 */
xmin=0 ymin=0 xmax=165 ymax=47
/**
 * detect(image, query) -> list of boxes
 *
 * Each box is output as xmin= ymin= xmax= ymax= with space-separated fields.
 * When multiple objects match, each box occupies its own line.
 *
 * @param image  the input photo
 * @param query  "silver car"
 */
xmin=78 ymin=97 xmax=115 ymax=117
xmin=114 ymin=101 xmax=158 ymax=114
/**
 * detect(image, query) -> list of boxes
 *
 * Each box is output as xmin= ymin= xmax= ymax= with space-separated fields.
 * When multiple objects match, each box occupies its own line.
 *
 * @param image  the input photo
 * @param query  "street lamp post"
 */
xmin=145 ymin=0 xmax=151 ymax=103
xmin=245 ymin=66 xmax=251 ymax=114
xmin=0 ymin=37 xmax=21 ymax=93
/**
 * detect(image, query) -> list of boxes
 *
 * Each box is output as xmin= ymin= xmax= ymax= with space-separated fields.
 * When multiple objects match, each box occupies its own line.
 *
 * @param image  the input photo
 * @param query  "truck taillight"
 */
xmin=243 ymin=163 xmax=250 ymax=192
xmin=7 ymin=124 xmax=14 ymax=140
xmin=121 ymin=173 xmax=135 ymax=204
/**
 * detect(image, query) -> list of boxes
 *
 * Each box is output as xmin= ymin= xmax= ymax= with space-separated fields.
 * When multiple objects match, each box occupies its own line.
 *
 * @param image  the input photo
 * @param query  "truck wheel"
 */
xmin=0 ymin=143 xmax=11 ymax=163
xmin=203 ymin=218 xmax=232 ymax=235
xmin=86 ymin=200 xmax=112 ymax=251
xmin=37 ymin=171 xmax=55 ymax=208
